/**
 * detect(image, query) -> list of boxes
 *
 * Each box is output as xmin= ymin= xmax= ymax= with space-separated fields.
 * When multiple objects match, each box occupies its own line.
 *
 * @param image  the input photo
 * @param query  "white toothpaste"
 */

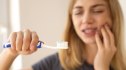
xmin=43 ymin=41 xmax=68 ymax=49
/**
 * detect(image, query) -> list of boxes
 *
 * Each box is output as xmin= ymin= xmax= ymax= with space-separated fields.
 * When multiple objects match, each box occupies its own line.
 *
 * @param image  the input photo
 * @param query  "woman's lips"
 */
xmin=82 ymin=28 xmax=97 ymax=37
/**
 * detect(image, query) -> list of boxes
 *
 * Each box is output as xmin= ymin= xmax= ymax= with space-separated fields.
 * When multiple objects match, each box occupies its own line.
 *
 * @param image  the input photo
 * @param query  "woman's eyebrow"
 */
xmin=91 ymin=4 xmax=106 ymax=8
xmin=73 ymin=6 xmax=83 ymax=9
xmin=73 ymin=3 xmax=106 ymax=10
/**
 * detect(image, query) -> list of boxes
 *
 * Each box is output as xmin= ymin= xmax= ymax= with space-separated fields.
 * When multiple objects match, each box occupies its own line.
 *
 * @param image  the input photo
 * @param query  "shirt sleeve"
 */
xmin=32 ymin=53 xmax=58 ymax=70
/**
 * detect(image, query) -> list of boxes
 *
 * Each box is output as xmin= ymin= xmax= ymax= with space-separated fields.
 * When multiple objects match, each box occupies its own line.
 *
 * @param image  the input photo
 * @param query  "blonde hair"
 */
xmin=59 ymin=0 xmax=126 ymax=70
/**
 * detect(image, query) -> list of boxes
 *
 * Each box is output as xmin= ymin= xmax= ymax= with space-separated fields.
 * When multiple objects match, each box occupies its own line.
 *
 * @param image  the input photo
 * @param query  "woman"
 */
xmin=0 ymin=0 xmax=126 ymax=70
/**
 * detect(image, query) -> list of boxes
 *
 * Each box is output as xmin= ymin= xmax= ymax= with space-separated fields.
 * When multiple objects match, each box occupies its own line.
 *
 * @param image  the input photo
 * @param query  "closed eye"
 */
xmin=93 ymin=10 xmax=104 ymax=13
xmin=74 ymin=11 xmax=83 ymax=15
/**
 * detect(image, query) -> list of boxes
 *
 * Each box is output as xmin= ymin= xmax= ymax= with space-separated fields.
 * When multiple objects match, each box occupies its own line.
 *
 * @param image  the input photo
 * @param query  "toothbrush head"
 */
xmin=56 ymin=41 xmax=68 ymax=49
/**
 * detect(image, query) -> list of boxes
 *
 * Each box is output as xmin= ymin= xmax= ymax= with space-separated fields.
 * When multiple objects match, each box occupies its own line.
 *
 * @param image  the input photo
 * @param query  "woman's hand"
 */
xmin=6 ymin=29 xmax=39 ymax=56
xmin=94 ymin=24 xmax=117 ymax=70
xmin=0 ymin=29 xmax=38 ymax=70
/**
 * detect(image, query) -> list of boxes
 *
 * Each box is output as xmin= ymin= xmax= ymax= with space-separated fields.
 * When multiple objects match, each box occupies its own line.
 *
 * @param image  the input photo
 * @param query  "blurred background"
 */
xmin=0 ymin=0 xmax=125 ymax=70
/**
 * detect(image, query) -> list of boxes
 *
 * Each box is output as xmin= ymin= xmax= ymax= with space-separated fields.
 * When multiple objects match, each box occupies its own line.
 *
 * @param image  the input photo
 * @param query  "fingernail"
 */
xmin=105 ymin=24 xmax=110 ymax=27
xmin=96 ymin=30 xmax=100 ymax=35
xmin=95 ymin=31 xmax=98 ymax=36
xmin=96 ymin=31 xmax=98 ymax=34
xmin=102 ymin=24 xmax=104 ymax=27
xmin=100 ymin=25 xmax=104 ymax=29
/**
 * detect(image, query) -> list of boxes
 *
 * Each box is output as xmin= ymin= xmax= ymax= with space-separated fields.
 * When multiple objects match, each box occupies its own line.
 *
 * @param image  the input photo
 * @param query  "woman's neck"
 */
xmin=84 ymin=43 xmax=98 ymax=65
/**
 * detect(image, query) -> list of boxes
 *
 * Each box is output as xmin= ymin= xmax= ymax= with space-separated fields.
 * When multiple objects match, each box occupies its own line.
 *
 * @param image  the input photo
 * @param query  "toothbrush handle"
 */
xmin=3 ymin=41 xmax=43 ymax=48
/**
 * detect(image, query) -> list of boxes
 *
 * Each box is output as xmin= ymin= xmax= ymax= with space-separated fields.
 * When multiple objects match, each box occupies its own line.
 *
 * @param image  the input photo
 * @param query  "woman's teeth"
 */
xmin=82 ymin=28 xmax=97 ymax=36
xmin=84 ymin=29 xmax=96 ymax=33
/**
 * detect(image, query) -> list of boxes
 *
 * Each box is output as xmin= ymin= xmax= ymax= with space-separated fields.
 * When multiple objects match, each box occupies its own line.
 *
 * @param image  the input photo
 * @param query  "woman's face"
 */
xmin=72 ymin=0 xmax=112 ymax=45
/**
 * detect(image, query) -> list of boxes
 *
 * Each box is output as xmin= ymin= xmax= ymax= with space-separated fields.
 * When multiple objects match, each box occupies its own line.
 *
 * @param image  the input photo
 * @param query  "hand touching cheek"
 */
xmin=94 ymin=24 xmax=117 ymax=70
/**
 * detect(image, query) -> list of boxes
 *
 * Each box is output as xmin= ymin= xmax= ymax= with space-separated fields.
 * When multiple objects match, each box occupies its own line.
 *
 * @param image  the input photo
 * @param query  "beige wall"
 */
xmin=20 ymin=0 xmax=69 ymax=67
xmin=119 ymin=0 xmax=126 ymax=47
xmin=0 ymin=0 xmax=9 ymax=52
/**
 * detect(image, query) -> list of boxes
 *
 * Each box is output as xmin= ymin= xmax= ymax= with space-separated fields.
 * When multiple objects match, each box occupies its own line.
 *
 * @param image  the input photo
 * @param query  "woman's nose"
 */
xmin=82 ymin=13 xmax=94 ymax=24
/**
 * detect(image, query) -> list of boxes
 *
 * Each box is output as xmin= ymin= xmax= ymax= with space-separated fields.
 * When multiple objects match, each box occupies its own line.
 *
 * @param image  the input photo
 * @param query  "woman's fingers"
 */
xmin=94 ymin=25 xmax=117 ymax=69
xmin=101 ymin=25 xmax=110 ymax=48
xmin=95 ymin=31 xmax=103 ymax=50
xmin=96 ymin=24 xmax=114 ymax=49
xmin=16 ymin=31 xmax=23 ymax=52
xmin=30 ymin=31 xmax=39 ymax=52
xmin=104 ymin=25 xmax=117 ymax=52
xmin=22 ymin=29 xmax=32 ymax=51
xmin=8 ymin=29 xmax=39 ymax=55
xmin=9 ymin=32 xmax=17 ymax=50
xmin=104 ymin=25 xmax=115 ymax=46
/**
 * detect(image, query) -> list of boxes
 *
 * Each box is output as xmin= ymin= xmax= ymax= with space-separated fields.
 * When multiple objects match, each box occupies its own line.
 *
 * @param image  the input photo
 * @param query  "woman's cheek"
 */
xmin=96 ymin=17 xmax=112 ymax=29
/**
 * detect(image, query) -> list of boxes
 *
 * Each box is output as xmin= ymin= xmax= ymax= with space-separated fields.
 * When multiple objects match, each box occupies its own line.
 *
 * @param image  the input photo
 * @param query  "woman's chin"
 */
xmin=82 ymin=37 xmax=96 ymax=44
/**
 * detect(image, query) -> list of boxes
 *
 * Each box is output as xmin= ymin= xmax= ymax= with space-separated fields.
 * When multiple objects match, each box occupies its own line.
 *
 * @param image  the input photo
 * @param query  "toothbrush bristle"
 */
xmin=56 ymin=41 xmax=68 ymax=49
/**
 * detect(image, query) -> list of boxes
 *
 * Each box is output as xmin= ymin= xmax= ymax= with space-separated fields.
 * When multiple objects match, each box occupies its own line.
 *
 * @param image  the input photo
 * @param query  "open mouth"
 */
xmin=82 ymin=28 xmax=97 ymax=36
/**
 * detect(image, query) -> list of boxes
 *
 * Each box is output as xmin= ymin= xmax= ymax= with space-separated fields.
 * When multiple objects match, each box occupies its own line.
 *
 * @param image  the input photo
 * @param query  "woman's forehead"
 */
xmin=73 ymin=0 xmax=107 ymax=8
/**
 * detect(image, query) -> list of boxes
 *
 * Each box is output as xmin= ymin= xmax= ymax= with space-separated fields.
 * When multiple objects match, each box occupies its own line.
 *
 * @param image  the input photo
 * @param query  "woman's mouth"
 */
xmin=82 ymin=28 xmax=97 ymax=37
